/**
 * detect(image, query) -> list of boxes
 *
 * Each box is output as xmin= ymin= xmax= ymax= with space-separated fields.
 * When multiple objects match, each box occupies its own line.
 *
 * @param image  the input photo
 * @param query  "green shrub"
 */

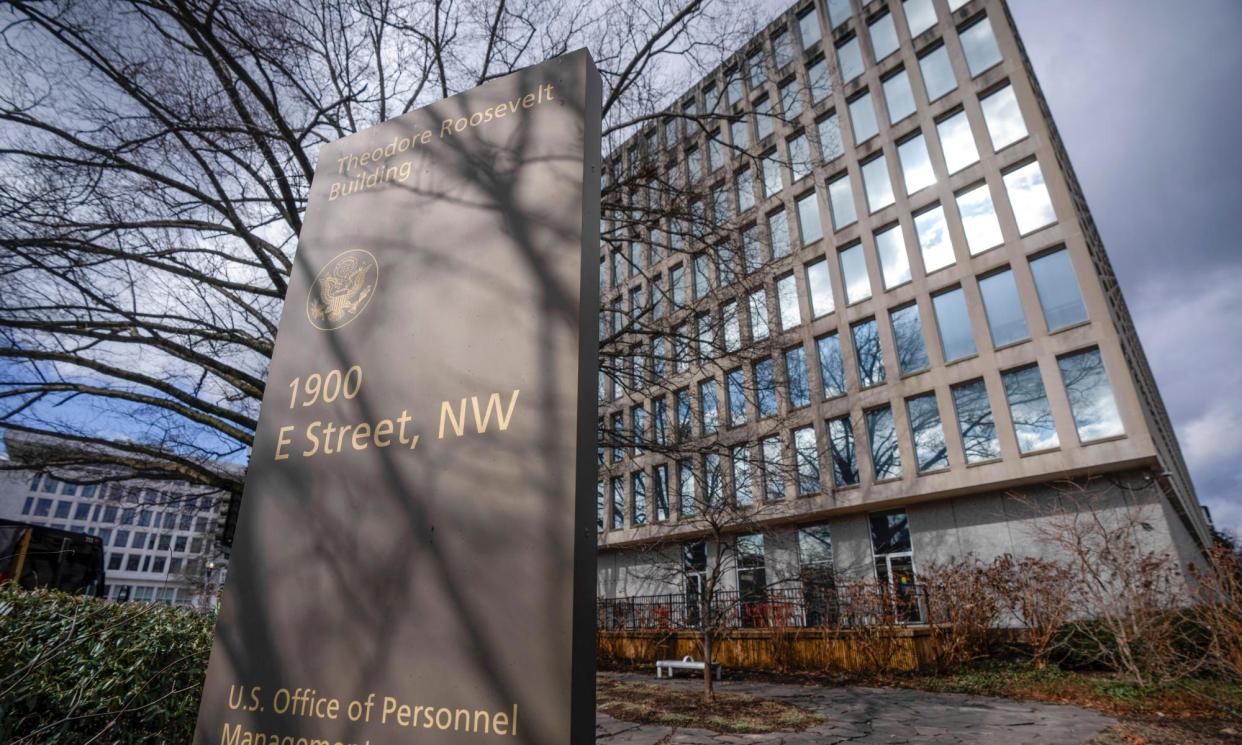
xmin=0 ymin=583 xmax=214 ymax=744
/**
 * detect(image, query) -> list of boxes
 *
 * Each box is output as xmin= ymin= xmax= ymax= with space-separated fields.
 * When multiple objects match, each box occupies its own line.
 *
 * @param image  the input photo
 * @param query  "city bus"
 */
xmin=0 ymin=519 xmax=107 ymax=597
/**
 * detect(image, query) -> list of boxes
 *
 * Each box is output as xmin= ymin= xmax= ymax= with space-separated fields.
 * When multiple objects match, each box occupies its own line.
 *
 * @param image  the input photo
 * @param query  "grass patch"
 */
xmin=596 ymin=678 xmax=823 ymax=734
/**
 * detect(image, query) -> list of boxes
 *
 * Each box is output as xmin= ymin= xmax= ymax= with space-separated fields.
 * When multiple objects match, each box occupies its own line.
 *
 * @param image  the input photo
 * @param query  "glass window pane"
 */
xmin=981 ymin=84 xmax=1027 ymax=150
xmin=780 ymin=80 xmax=802 ymax=122
xmin=611 ymin=479 xmax=624 ymax=528
xmin=736 ymin=168 xmax=755 ymax=211
xmin=1002 ymin=365 xmax=1060 ymax=453
xmin=749 ymin=289 xmax=770 ymax=340
xmin=870 ymin=508 xmax=912 ymax=554
xmin=818 ymin=113 xmax=844 ymax=161
xmin=898 ymin=133 xmax=935 ymax=194
xmin=883 ymin=69 xmax=916 ymax=123
xmin=777 ymin=274 xmax=802 ymax=329
xmin=798 ymin=524 xmax=832 ymax=564
xmin=723 ymin=300 xmax=741 ymax=351
xmin=1029 ymin=249 xmax=1087 ymax=331
xmin=817 ymin=333 xmax=847 ymax=397
xmin=733 ymin=446 xmax=754 ymax=506
xmin=800 ymin=8 xmax=822 ymax=49
xmin=633 ymin=472 xmax=647 ymax=525
xmin=808 ymin=58 xmax=832 ymax=103
xmin=851 ymin=318 xmax=886 ymax=387
xmin=732 ymin=117 xmax=750 ymax=150
xmin=862 ymin=155 xmax=895 ymax=213
xmin=797 ymin=191 xmax=823 ymax=244
xmin=794 ymin=425 xmax=821 ymax=495
xmin=1004 ymin=161 xmax=1056 ymax=234
xmin=933 ymin=287 xmax=977 ymax=361
xmin=806 ymin=259 xmax=835 ymax=317
xmin=827 ymin=417 xmax=859 ymax=487
xmin=654 ymin=465 xmax=670 ymax=521
xmin=700 ymin=379 xmax=718 ymax=434
xmin=937 ymin=110 xmax=979 ymax=173
xmin=960 ymin=16 xmax=1003 ymax=76
xmin=828 ymin=173 xmax=857 ymax=229
xmin=915 ymin=204 xmax=955 ymax=273
xmin=773 ymin=30 xmax=794 ymax=69
xmin=952 ymin=379 xmax=1001 ymax=463
xmin=867 ymin=406 xmax=902 ymax=480
xmin=840 ymin=243 xmax=872 ymax=304
xmin=919 ymin=44 xmax=956 ymax=101
xmin=705 ymin=452 xmax=723 ymax=507
xmin=979 ymin=269 xmax=1029 ymax=346
xmin=763 ymin=437 xmax=785 ymax=500
xmin=876 ymin=224 xmax=912 ymax=288
xmin=786 ymin=346 xmax=811 ymax=408
xmin=907 ymin=393 xmax=949 ymax=472
xmin=1058 ymin=348 xmax=1124 ymax=442
xmin=903 ymin=0 xmax=937 ymax=37
xmin=756 ymin=96 xmax=774 ymax=139
xmin=890 ymin=303 xmax=929 ymax=375
xmin=827 ymin=0 xmax=852 ymax=28
xmin=838 ymin=36 xmax=864 ymax=83
xmin=956 ymin=182 xmax=1003 ymax=254
xmin=849 ymin=92 xmax=878 ymax=142
xmin=789 ymin=133 xmax=811 ymax=178
xmin=769 ymin=208 xmax=791 ymax=257
xmin=756 ymin=358 xmax=778 ymax=417
xmin=727 ymin=368 xmax=747 ymax=425
xmin=869 ymin=12 xmax=899 ymax=60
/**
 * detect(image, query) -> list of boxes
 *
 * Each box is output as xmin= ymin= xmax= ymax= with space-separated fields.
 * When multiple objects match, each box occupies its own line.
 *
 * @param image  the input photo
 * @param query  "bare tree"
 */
xmin=0 ymin=0 xmax=758 ymax=529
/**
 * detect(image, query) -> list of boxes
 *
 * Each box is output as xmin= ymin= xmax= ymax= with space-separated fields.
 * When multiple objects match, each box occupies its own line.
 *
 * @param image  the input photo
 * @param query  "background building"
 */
xmin=0 ymin=430 xmax=230 ymax=607
xmin=595 ymin=0 xmax=1211 ymax=610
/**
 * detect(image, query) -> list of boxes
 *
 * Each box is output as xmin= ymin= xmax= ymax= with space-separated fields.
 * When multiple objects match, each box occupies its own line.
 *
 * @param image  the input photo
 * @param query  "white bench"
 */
xmin=656 ymin=655 xmax=721 ymax=680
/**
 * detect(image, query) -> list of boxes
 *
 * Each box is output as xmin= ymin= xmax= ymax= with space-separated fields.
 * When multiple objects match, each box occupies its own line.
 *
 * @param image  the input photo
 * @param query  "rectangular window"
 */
xmin=907 ymin=393 xmax=949 ymax=472
xmin=890 ymin=303 xmax=930 ymax=375
xmin=700 ymin=379 xmax=719 ymax=434
xmin=654 ymin=465 xmax=670 ymax=521
xmin=73 ymin=502 xmax=90 ymax=520
xmin=755 ymin=358 xmax=778 ymax=417
xmin=673 ymin=323 xmax=690 ymax=374
xmin=687 ymin=147 xmax=701 ymax=183
xmin=733 ymin=446 xmax=754 ymax=506
xmin=840 ymin=243 xmax=872 ymax=304
xmin=956 ymin=182 xmax=1004 ymax=254
xmin=762 ymin=436 xmax=785 ymax=500
xmin=768 ymin=207 xmax=791 ymax=257
xmin=862 ymin=155 xmax=895 ymax=213
xmin=736 ymin=533 xmax=767 ymax=611
xmin=960 ymin=15 xmax=1003 ymax=76
xmin=937 ymin=109 xmax=979 ymax=174
xmin=679 ymin=460 xmax=696 ymax=516
xmin=773 ymin=29 xmax=794 ymax=69
xmin=828 ymin=173 xmax=857 ymax=230
xmin=817 ymin=113 xmax=844 ymax=161
xmin=1030 ymin=249 xmax=1088 ymax=331
xmin=794 ymin=426 xmax=820 ymax=495
xmin=761 ymin=151 xmax=782 ymax=198
xmin=697 ymin=313 xmax=714 ymax=359
xmin=851 ymin=318 xmax=886 ymax=387
xmin=632 ymin=405 xmax=647 ymax=454
xmin=800 ymin=8 xmax=822 ymax=48
xmin=869 ymin=12 xmax=899 ymax=60
xmin=693 ymin=253 xmax=712 ymax=299
xmin=867 ymin=405 xmax=903 ymax=480
xmin=848 ymin=92 xmax=878 ymax=143
xmin=611 ymin=412 xmax=625 ymax=461
xmin=654 ymin=396 xmax=669 ymax=445
xmin=736 ymin=167 xmax=755 ymax=212
xmin=827 ymin=0 xmax=852 ymax=28
xmin=1058 ymin=348 xmax=1124 ymax=442
xmin=749 ymin=289 xmax=770 ymax=341
xmin=979 ymin=268 xmax=1030 ymax=346
xmin=952 ymin=378 xmax=1002 ymax=462
xmin=904 ymin=0 xmax=937 ymax=37
xmin=807 ymin=58 xmax=832 ymax=102
xmin=816 ymin=333 xmax=847 ymax=397
xmin=875 ymin=224 xmax=912 ymax=288
xmin=827 ymin=416 xmax=859 ymax=486
xmin=742 ymin=225 xmax=763 ymax=274
xmin=777 ymin=274 xmax=802 ymax=329
xmin=55 ymin=500 xmax=71 ymax=519
xmin=126 ymin=554 xmax=140 ymax=572
xmin=633 ymin=472 xmax=647 ymax=526
xmin=705 ymin=452 xmax=724 ymax=508
xmin=652 ymin=277 xmax=665 ymax=320
xmin=611 ymin=479 xmax=625 ymax=529
xmin=1004 ymin=161 xmax=1056 ymax=234
xmin=35 ymin=498 xmax=52 ymax=517
xmin=785 ymin=345 xmax=810 ymax=408
xmin=806 ymin=258 xmax=835 ymax=317
xmin=1002 ymin=365 xmax=1060 ymax=453
xmin=727 ymin=368 xmax=747 ymax=426
xmin=915 ymin=203 xmax=955 ymax=273
xmin=981 ymin=83 xmax=1027 ymax=150
xmin=779 ymin=79 xmax=801 ymax=122
xmin=837 ymin=36 xmax=864 ymax=82
xmin=671 ymin=264 xmax=686 ymax=307
xmin=883 ymin=68 xmax=916 ymax=123
xmin=676 ymin=389 xmax=693 ymax=440
xmin=747 ymin=49 xmax=766 ymax=89
xmin=756 ymin=95 xmax=774 ymax=140
xmin=933 ymin=286 xmax=977 ymax=361
xmin=796 ymin=191 xmax=823 ymax=244
xmin=732 ymin=117 xmax=750 ymax=150
xmin=788 ymin=133 xmax=811 ymax=181
xmin=723 ymin=301 xmax=741 ymax=352
xmin=707 ymin=137 xmax=724 ymax=174
xmin=918 ymin=43 xmax=956 ymax=101
xmin=21 ymin=497 xmax=33 ymax=515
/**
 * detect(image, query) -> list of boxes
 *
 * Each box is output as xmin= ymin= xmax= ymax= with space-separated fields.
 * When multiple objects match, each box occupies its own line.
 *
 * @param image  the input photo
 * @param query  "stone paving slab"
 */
xmin=596 ymin=672 xmax=1116 ymax=744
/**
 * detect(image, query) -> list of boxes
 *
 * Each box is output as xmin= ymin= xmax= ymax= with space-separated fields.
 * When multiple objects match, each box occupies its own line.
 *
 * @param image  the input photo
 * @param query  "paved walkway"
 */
xmin=596 ymin=672 xmax=1116 ymax=744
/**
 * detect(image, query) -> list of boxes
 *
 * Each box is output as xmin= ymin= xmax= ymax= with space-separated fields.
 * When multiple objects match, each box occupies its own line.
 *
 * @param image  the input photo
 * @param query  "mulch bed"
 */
xmin=596 ymin=677 xmax=823 ymax=734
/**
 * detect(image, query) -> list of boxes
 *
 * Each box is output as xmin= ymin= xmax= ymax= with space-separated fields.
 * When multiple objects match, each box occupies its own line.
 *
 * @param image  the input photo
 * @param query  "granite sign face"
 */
xmin=194 ymin=50 xmax=600 ymax=745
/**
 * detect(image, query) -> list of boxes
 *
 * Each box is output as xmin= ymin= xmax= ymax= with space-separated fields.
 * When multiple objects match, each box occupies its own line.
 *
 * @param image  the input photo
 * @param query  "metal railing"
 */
xmin=597 ymin=583 xmax=930 ymax=632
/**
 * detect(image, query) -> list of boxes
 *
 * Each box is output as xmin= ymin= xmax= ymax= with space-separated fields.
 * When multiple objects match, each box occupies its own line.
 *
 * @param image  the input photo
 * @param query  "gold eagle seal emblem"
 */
xmin=306 ymin=249 xmax=378 ymax=331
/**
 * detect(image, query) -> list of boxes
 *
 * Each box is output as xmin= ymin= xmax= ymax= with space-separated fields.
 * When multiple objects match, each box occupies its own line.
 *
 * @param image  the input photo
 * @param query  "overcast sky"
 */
xmin=1007 ymin=0 xmax=1242 ymax=534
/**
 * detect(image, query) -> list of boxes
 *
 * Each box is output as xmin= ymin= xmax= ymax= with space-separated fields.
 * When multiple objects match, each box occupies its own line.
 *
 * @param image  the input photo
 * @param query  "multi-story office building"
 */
xmin=596 ymin=0 xmax=1211 ymax=607
xmin=0 ymin=430 xmax=230 ymax=607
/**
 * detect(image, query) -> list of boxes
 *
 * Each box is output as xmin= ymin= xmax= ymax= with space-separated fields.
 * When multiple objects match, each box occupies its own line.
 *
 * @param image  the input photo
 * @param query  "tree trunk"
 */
xmin=701 ymin=593 xmax=714 ymax=703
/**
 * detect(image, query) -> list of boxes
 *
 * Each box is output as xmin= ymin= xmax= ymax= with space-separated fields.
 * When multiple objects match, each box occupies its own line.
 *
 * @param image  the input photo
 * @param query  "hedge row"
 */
xmin=0 ymin=584 xmax=214 ymax=744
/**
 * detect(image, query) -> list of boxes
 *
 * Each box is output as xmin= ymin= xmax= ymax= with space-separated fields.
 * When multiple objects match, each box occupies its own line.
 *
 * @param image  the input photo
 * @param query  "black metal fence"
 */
xmin=597 ymin=583 xmax=930 ymax=632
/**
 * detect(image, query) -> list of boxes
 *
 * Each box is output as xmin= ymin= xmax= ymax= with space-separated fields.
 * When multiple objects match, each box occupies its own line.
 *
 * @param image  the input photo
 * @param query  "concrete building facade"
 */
xmin=0 ymin=431 xmax=230 ymax=607
xmin=595 ymin=0 xmax=1211 ymax=609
